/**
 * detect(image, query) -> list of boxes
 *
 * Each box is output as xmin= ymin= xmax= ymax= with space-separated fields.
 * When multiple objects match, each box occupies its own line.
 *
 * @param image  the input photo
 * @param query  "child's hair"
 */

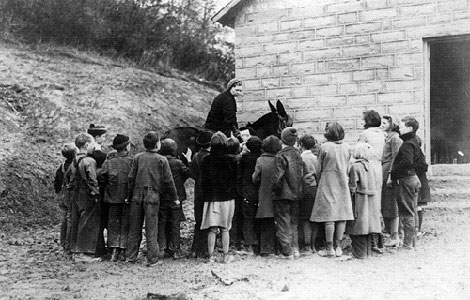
xmin=401 ymin=116 xmax=419 ymax=132
xmin=75 ymin=133 xmax=93 ymax=149
xmin=61 ymin=143 xmax=77 ymax=160
xmin=382 ymin=115 xmax=400 ymax=133
xmin=299 ymin=134 xmax=316 ymax=150
xmin=227 ymin=137 xmax=241 ymax=155
xmin=159 ymin=138 xmax=177 ymax=156
xmin=246 ymin=136 xmax=262 ymax=154
xmin=211 ymin=131 xmax=228 ymax=154
xmin=143 ymin=131 xmax=160 ymax=150
xmin=353 ymin=142 xmax=372 ymax=160
xmin=262 ymin=135 xmax=282 ymax=154
xmin=324 ymin=121 xmax=345 ymax=142
xmin=363 ymin=110 xmax=381 ymax=128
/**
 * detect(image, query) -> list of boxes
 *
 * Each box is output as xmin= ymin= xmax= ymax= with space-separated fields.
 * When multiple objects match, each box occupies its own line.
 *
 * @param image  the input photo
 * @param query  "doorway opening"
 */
xmin=429 ymin=37 xmax=470 ymax=164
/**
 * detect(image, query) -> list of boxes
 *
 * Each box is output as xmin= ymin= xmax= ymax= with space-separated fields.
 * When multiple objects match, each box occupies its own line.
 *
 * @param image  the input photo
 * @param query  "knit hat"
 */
xmin=112 ymin=134 xmax=130 ymax=150
xmin=61 ymin=143 xmax=77 ymax=160
xmin=226 ymin=78 xmax=241 ymax=91
xmin=196 ymin=130 xmax=213 ymax=147
xmin=87 ymin=124 xmax=107 ymax=137
xmin=281 ymin=127 xmax=298 ymax=146
xmin=246 ymin=136 xmax=262 ymax=154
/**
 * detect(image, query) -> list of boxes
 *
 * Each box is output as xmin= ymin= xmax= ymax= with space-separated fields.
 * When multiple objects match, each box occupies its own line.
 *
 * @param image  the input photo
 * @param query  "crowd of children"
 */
xmin=54 ymin=112 xmax=431 ymax=265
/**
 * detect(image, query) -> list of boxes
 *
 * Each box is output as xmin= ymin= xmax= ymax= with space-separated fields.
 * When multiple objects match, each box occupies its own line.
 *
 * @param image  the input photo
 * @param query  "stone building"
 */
xmin=214 ymin=0 xmax=470 ymax=164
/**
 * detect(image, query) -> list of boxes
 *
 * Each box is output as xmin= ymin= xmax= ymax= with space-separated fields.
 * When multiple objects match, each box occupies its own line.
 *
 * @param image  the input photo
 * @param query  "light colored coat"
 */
xmin=310 ymin=141 xmax=354 ymax=222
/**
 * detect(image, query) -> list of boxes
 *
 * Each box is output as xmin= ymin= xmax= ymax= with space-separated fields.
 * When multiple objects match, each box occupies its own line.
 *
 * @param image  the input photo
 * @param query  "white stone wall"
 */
xmin=233 ymin=0 xmax=470 ymax=145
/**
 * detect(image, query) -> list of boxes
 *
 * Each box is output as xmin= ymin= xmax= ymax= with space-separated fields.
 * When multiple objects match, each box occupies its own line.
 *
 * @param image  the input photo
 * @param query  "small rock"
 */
xmin=281 ymin=285 xmax=289 ymax=292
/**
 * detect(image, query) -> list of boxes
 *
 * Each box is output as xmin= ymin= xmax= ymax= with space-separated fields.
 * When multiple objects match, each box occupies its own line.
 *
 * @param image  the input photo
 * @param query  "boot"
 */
xmin=318 ymin=242 xmax=335 ymax=257
xmin=110 ymin=248 xmax=119 ymax=262
xmin=118 ymin=249 xmax=126 ymax=262
xmin=401 ymin=217 xmax=416 ymax=249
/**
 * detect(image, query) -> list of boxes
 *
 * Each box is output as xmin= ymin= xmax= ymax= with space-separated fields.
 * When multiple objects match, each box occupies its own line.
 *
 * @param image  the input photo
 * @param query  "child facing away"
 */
xmin=347 ymin=142 xmax=382 ymax=259
xmin=54 ymin=143 xmax=78 ymax=257
xmin=200 ymin=132 xmax=238 ymax=263
xmin=227 ymin=136 xmax=244 ymax=251
xmin=98 ymin=134 xmax=132 ymax=262
xmin=252 ymin=135 xmax=282 ymax=256
xmin=415 ymin=135 xmax=431 ymax=238
xmin=272 ymin=127 xmax=307 ymax=259
xmin=298 ymin=134 xmax=318 ymax=254
xmin=158 ymin=138 xmax=192 ymax=259
xmin=126 ymin=131 xmax=178 ymax=267
xmin=237 ymin=136 xmax=263 ymax=255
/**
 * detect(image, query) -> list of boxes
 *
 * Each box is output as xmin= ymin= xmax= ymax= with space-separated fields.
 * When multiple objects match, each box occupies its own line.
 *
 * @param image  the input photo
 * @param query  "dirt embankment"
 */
xmin=0 ymin=40 xmax=218 ymax=231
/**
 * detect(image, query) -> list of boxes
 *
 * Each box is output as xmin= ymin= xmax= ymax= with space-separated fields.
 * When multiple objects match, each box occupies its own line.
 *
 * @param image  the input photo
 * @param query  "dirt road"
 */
xmin=1 ymin=200 xmax=469 ymax=300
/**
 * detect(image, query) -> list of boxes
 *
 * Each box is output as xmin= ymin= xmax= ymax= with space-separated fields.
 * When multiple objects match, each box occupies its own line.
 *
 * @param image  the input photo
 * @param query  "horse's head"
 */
xmin=269 ymin=100 xmax=293 ymax=134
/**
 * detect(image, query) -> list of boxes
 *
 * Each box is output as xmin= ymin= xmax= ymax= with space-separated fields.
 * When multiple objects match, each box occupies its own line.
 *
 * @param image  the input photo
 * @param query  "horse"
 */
xmin=161 ymin=100 xmax=292 ymax=157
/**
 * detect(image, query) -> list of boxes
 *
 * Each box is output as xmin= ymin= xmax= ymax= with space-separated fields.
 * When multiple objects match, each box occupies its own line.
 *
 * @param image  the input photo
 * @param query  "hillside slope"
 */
xmin=0 ymin=41 xmax=218 ymax=230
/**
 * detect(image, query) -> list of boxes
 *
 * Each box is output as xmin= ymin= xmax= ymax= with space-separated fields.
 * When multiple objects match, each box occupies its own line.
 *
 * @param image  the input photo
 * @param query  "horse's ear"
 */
xmin=276 ymin=100 xmax=287 ymax=117
xmin=268 ymin=100 xmax=276 ymax=113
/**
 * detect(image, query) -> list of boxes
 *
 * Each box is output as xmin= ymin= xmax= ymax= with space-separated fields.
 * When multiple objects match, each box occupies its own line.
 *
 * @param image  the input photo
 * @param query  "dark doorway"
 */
xmin=430 ymin=38 xmax=470 ymax=164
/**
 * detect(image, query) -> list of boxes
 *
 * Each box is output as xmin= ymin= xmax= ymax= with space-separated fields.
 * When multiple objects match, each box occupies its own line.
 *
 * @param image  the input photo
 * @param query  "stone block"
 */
xmin=244 ymin=54 xmax=278 ymax=67
xmin=257 ymin=66 xmax=272 ymax=78
xmin=235 ymin=36 xmax=244 ymax=48
xmin=327 ymin=36 xmax=355 ymax=47
xmin=414 ymin=67 xmax=424 ymax=80
xmin=310 ymin=84 xmax=338 ymax=96
xmin=290 ymin=62 xmax=317 ymax=74
xmin=288 ymin=97 xmax=319 ymax=110
xmin=337 ymin=12 xmax=358 ymax=24
xmin=389 ymin=66 xmax=414 ymax=80
xmin=414 ymin=89 xmax=424 ymax=102
xmin=453 ymin=10 xmax=470 ymax=21
xmin=275 ymin=30 xmax=316 ymax=42
xmin=245 ymin=9 xmax=290 ymax=24
xmin=334 ymin=106 xmax=367 ymax=119
xmin=244 ymin=78 xmax=262 ymax=90
xmin=289 ymin=6 xmax=325 ymax=19
xmin=360 ymin=81 xmax=385 ymax=93
xmin=370 ymin=30 xmax=406 ymax=42
xmin=330 ymin=71 xmax=354 ymax=83
xmin=279 ymin=52 xmax=303 ymax=64
xmin=280 ymin=20 xmax=303 ymax=31
xmin=236 ymin=24 xmax=257 ymax=37
xmin=325 ymin=59 xmax=361 ymax=71
xmin=316 ymin=26 xmax=344 ymax=37
xmin=295 ymin=122 xmax=321 ymax=135
xmin=386 ymin=80 xmax=422 ymax=91
xmin=295 ymin=107 xmax=335 ymax=120
xmin=264 ymin=42 xmax=298 ymax=54
xmin=244 ymin=35 xmax=273 ymax=46
xmin=282 ymin=75 xmax=303 ymax=86
xmin=298 ymin=39 xmax=325 ymax=50
xmin=337 ymin=118 xmax=357 ymax=130
xmin=365 ymin=105 xmax=387 ymax=115
xmin=376 ymin=68 xmax=389 ymax=80
xmin=396 ymin=53 xmax=423 ymax=66
xmin=348 ymin=94 xmax=376 ymax=105
xmin=304 ymin=15 xmax=337 ymax=28
xmin=437 ymin=0 xmax=468 ymax=12
xmin=343 ymin=44 xmax=381 ymax=57
xmin=242 ymin=89 xmax=265 ymax=100
xmin=338 ymin=83 xmax=360 ymax=94
xmin=304 ymin=73 xmax=331 ymax=85
xmin=361 ymin=55 xmax=395 ymax=68
xmin=353 ymin=70 xmax=375 ymax=81
xmin=409 ymin=39 xmax=423 ymax=52
xmin=325 ymin=0 xmax=365 ymax=13
xmin=377 ymin=91 xmax=414 ymax=103
xmin=427 ymin=13 xmax=452 ymax=24
xmin=388 ymin=103 xmax=423 ymax=115
xmin=317 ymin=96 xmax=347 ymax=107
xmin=236 ymin=45 xmax=264 ymax=57
xmin=346 ymin=22 xmax=384 ymax=35
xmin=399 ymin=3 xmax=436 ymax=17
xmin=365 ymin=0 xmax=389 ymax=9
xmin=244 ymin=100 xmax=273 ymax=112
xmin=236 ymin=67 xmax=257 ymax=80
xmin=392 ymin=16 xmax=427 ymax=29
xmin=273 ymin=65 xmax=291 ymax=76
xmin=304 ymin=48 xmax=342 ymax=61
xmin=292 ymin=86 xmax=309 ymax=97
xmin=261 ymin=77 xmax=281 ymax=88
xmin=266 ymin=87 xmax=292 ymax=98
xmin=257 ymin=22 xmax=280 ymax=34
xmin=381 ymin=41 xmax=409 ymax=54
xmin=360 ymin=8 xmax=398 ymax=22
xmin=355 ymin=35 xmax=371 ymax=44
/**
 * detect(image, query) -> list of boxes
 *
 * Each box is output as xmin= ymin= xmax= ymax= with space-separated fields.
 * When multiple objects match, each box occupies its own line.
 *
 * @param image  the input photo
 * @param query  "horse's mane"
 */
xmin=247 ymin=112 xmax=278 ymax=128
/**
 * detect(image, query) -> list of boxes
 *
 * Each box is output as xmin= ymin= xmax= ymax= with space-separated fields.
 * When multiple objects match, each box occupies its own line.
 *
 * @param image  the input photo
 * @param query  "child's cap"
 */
xmin=160 ymin=138 xmax=177 ymax=156
xmin=112 ymin=134 xmax=130 ymax=150
xmin=196 ymin=130 xmax=213 ymax=147
xmin=87 ymin=124 xmax=107 ymax=137
xmin=246 ymin=136 xmax=262 ymax=154
xmin=281 ymin=127 xmax=298 ymax=146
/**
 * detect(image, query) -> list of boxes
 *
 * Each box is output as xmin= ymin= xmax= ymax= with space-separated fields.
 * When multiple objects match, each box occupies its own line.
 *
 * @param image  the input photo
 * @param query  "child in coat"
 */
xmin=252 ymin=135 xmax=282 ymax=256
xmin=126 ymin=132 xmax=178 ymax=266
xmin=298 ymin=134 xmax=318 ymax=254
xmin=272 ymin=127 xmax=307 ymax=259
xmin=54 ymin=143 xmax=78 ymax=257
xmin=227 ymin=136 xmax=244 ymax=250
xmin=158 ymin=138 xmax=192 ymax=259
xmin=347 ymin=142 xmax=381 ymax=259
xmin=237 ymin=136 xmax=262 ymax=255
xmin=98 ymin=134 xmax=132 ymax=262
